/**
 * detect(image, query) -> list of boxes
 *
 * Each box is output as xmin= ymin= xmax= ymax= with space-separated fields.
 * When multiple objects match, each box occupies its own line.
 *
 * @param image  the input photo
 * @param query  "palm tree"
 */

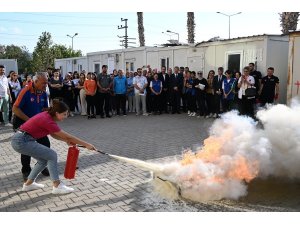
xmin=280 ymin=12 xmax=299 ymax=34
xmin=137 ymin=12 xmax=145 ymax=47
xmin=187 ymin=12 xmax=195 ymax=44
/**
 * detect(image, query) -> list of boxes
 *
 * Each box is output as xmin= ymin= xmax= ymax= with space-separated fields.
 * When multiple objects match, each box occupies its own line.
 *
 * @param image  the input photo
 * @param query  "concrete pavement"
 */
xmin=0 ymin=113 xmax=299 ymax=212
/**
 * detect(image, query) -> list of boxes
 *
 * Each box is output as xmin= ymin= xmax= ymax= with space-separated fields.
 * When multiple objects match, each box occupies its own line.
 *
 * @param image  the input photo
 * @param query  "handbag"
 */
xmin=245 ymin=86 xmax=256 ymax=99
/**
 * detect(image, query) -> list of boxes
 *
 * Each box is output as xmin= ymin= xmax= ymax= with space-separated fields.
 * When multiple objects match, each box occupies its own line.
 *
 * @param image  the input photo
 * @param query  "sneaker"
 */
xmin=213 ymin=113 xmax=218 ymax=118
xmin=52 ymin=183 xmax=74 ymax=194
xmin=187 ymin=110 xmax=191 ymax=115
xmin=142 ymin=113 xmax=149 ymax=116
xmin=4 ymin=123 xmax=13 ymax=127
xmin=191 ymin=112 xmax=196 ymax=117
xmin=22 ymin=182 xmax=45 ymax=191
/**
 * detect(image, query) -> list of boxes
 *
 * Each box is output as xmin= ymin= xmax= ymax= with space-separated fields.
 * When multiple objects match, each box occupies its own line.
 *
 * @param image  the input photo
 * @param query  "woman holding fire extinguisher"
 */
xmin=11 ymin=100 xmax=96 ymax=194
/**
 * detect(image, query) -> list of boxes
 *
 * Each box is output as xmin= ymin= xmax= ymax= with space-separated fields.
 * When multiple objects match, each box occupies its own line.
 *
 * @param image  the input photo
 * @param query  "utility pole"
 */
xmin=118 ymin=18 xmax=128 ymax=48
xmin=118 ymin=18 xmax=136 ymax=48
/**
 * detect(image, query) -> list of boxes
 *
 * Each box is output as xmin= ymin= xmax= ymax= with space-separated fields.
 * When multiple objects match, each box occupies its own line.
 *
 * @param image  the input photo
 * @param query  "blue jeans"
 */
xmin=11 ymin=132 xmax=59 ymax=181
xmin=0 ymin=94 xmax=9 ymax=124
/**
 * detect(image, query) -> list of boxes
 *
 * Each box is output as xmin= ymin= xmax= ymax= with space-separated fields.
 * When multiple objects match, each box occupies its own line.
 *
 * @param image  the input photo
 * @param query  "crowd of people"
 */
xmin=0 ymin=63 xmax=280 ymax=126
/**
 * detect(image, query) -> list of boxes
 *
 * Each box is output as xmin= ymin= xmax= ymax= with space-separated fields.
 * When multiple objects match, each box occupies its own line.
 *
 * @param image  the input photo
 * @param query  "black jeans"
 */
xmin=115 ymin=94 xmax=126 ymax=115
xmin=99 ymin=93 xmax=110 ymax=116
xmin=21 ymin=136 xmax=50 ymax=173
xmin=170 ymin=90 xmax=181 ymax=113
xmin=86 ymin=95 xmax=96 ymax=116
xmin=239 ymin=96 xmax=255 ymax=117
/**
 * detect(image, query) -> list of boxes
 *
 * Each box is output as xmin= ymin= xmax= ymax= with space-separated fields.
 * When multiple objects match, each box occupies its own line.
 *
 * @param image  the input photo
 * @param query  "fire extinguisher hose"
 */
xmin=77 ymin=145 xmax=110 ymax=156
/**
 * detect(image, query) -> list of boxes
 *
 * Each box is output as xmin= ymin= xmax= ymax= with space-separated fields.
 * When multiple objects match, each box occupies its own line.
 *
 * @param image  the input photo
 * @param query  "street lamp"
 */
xmin=166 ymin=30 xmax=179 ymax=43
xmin=216 ymin=12 xmax=241 ymax=39
xmin=66 ymin=33 xmax=78 ymax=50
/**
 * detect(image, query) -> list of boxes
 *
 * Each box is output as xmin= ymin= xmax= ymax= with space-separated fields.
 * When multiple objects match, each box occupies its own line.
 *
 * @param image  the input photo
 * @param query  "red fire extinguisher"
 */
xmin=64 ymin=145 xmax=80 ymax=179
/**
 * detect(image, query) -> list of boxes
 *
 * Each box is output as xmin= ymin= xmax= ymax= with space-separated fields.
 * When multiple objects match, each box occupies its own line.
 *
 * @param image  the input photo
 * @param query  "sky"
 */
xmin=1 ymin=0 xmax=299 ymax=56
xmin=0 ymin=11 xmax=291 ymax=55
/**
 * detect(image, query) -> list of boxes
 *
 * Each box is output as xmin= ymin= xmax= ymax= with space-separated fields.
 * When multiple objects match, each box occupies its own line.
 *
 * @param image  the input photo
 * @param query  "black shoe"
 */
xmin=101 ymin=115 xmax=105 ymax=118
xmin=22 ymin=171 xmax=31 ymax=182
xmin=41 ymin=168 xmax=50 ymax=176
xmin=106 ymin=115 xmax=112 ymax=118
xmin=87 ymin=115 xmax=91 ymax=119
xmin=91 ymin=115 xmax=96 ymax=119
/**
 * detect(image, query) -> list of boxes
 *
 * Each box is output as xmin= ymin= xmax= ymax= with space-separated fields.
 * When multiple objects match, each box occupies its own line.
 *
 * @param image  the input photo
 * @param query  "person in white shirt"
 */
xmin=0 ymin=65 xmax=12 ymax=126
xmin=8 ymin=71 xmax=21 ymax=122
xmin=133 ymin=68 xmax=148 ymax=116
xmin=237 ymin=66 xmax=255 ymax=117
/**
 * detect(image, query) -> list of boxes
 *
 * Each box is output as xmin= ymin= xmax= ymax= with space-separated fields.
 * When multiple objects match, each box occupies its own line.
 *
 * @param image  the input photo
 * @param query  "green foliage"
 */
xmin=1 ymin=31 xmax=83 ymax=74
xmin=0 ymin=44 xmax=32 ymax=73
xmin=31 ymin=31 xmax=53 ymax=71
xmin=51 ymin=44 xmax=82 ymax=59
xmin=31 ymin=32 xmax=82 ymax=71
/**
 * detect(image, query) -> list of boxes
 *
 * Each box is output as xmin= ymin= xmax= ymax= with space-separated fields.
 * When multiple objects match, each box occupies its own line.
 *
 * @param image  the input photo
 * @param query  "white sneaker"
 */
xmin=4 ymin=123 xmax=13 ymax=127
xmin=142 ymin=113 xmax=149 ymax=116
xmin=187 ymin=110 xmax=191 ymax=115
xmin=191 ymin=112 xmax=196 ymax=116
xmin=213 ymin=113 xmax=218 ymax=118
xmin=52 ymin=183 xmax=74 ymax=194
xmin=22 ymin=182 xmax=45 ymax=191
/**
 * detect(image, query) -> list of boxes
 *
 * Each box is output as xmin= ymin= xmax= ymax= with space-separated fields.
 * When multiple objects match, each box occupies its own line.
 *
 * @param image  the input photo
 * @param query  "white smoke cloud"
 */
xmin=155 ymin=102 xmax=300 ymax=202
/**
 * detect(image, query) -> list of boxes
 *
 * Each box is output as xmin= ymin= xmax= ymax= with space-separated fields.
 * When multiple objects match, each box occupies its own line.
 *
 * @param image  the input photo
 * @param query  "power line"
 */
xmin=0 ymin=18 xmax=117 ymax=27
xmin=0 ymin=32 xmax=115 ymax=39
xmin=17 ymin=12 xmax=121 ymax=19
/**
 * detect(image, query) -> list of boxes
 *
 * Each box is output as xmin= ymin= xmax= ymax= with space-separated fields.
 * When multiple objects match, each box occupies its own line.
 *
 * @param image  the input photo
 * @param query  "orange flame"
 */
xmin=228 ymin=155 xmax=259 ymax=182
xmin=180 ymin=134 xmax=259 ymax=184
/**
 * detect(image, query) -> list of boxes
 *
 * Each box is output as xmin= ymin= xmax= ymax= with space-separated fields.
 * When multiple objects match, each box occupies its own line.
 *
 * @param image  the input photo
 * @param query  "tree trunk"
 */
xmin=187 ymin=12 xmax=195 ymax=44
xmin=137 ymin=12 xmax=145 ymax=47
xmin=280 ymin=12 xmax=299 ymax=34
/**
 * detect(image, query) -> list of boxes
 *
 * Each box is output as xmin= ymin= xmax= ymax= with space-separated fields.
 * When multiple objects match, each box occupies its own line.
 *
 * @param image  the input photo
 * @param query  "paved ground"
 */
xmin=1 ymin=113 xmax=300 ymax=212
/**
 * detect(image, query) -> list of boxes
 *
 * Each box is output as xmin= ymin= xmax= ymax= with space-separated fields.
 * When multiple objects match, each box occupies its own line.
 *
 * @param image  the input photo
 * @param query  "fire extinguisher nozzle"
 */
xmin=96 ymin=150 xmax=109 ymax=155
